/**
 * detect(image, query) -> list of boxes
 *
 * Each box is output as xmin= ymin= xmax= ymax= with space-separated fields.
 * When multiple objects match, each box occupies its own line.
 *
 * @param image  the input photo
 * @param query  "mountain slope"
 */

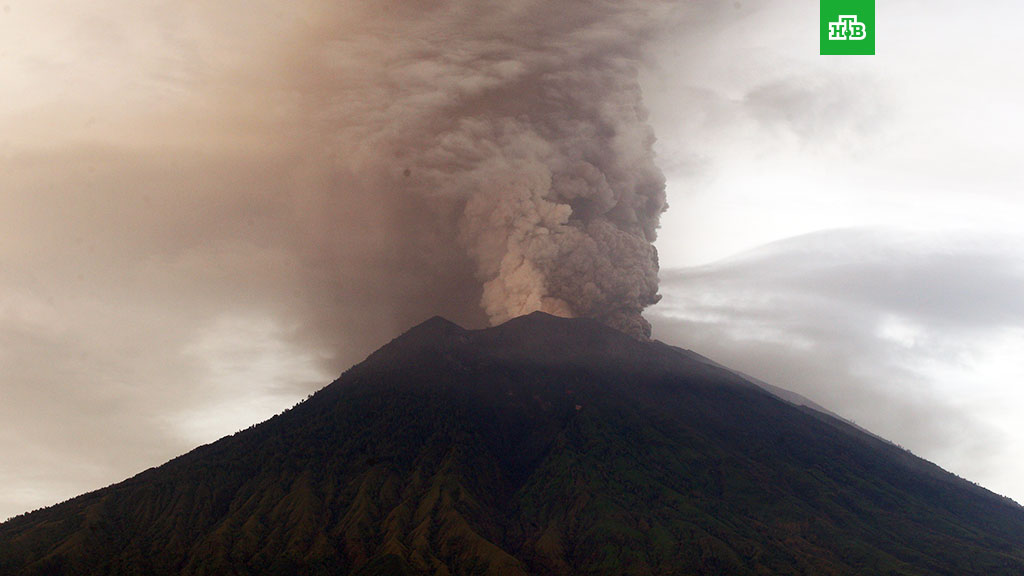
xmin=2 ymin=312 xmax=1023 ymax=575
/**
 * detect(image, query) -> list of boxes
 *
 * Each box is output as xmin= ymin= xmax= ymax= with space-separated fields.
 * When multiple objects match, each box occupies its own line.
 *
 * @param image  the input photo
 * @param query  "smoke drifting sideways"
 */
xmin=0 ymin=0 xmax=686 ymax=518
xmin=5 ymin=0 xmax=678 ymax=380
xmin=301 ymin=0 xmax=671 ymax=338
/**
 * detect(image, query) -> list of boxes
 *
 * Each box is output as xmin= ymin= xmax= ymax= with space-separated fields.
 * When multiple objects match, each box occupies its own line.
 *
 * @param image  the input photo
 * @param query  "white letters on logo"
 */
xmin=828 ymin=15 xmax=866 ymax=40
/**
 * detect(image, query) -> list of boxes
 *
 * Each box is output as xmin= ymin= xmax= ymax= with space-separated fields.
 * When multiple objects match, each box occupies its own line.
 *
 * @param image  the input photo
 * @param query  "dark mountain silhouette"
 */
xmin=2 ymin=312 xmax=1023 ymax=575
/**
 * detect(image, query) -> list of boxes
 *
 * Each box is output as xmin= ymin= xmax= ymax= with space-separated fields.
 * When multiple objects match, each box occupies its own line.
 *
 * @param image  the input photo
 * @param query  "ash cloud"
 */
xmin=294 ymin=0 xmax=672 ymax=337
xmin=5 ymin=0 xmax=677 ymax=359
xmin=0 ymin=0 xmax=680 ymax=518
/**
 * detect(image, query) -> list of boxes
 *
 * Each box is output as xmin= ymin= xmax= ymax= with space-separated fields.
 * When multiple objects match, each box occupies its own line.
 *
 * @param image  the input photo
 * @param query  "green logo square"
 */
xmin=821 ymin=0 xmax=875 ymax=55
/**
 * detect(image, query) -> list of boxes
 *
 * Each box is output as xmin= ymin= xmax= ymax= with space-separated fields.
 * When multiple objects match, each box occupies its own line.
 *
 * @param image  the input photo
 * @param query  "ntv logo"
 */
xmin=820 ymin=0 xmax=874 ymax=55
xmin=828 ymin=15 xmax=866 ymax=41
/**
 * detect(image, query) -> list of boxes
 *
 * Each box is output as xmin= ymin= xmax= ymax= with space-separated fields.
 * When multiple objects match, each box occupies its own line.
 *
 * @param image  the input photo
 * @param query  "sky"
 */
xmin=2 ymin=0 xmax=1023 ymax=520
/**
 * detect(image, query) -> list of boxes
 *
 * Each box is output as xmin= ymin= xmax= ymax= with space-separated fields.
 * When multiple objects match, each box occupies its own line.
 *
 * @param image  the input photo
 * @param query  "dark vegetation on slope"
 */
xmin=2 ymin=312 xmax=1023 ymax=575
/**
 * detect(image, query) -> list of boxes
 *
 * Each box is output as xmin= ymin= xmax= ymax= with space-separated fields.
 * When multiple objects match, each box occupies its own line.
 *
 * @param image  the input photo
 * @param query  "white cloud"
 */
xmin=172 ymin=314 xmax=330 ymax=445
xmin=651 ymin=228 xmax=1024 ymax=503
xmin=645 ymin=0 xmax=1024 ymax=267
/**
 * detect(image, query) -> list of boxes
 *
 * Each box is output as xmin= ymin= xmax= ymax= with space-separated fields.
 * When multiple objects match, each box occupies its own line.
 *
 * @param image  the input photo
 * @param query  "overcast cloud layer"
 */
xmin=651 ymin=229 xmax=1024 ymax=501
xmin=644 ymin=0 xmax=1024 ymax=505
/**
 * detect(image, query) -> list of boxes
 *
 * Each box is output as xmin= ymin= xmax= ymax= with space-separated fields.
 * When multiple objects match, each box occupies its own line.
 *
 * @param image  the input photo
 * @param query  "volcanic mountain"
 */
xmin=2 ymin=312 xmax=1024 ymax=575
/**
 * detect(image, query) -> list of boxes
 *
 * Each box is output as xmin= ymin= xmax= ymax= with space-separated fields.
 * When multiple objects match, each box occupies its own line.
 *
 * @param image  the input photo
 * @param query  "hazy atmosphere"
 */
xmin=3 ymin=0 xmax=1023 ymax=521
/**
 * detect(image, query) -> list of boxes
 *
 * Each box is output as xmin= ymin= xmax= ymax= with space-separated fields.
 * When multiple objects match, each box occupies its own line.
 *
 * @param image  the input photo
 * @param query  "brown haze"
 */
xmin=1 ymin=0 xmax=687 ymax=517
xmin=4 ymin=0 xmax=675 ymax=353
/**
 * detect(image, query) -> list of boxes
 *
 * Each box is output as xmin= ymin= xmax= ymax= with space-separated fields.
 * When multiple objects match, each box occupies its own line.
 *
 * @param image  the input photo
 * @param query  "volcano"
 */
xmin=2 ymin=312 xmax=1023 ymax=575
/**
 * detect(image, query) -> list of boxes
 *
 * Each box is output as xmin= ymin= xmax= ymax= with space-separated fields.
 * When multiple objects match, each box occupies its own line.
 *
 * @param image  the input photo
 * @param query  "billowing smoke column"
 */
xmin=449 ymin=55 xmax=667 ymax=339
xmin=319 ymin=1 xmax=671 ymax=338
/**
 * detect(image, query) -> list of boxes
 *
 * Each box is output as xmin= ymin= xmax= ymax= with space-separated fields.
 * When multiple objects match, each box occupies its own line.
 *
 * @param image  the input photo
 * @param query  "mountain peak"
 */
xmin=359 ymin=315 xmax=467 ymax=366
xmin=403 ymin=314 xmax=466 ymax=339
xmin=491 ymin=310 xmax=612 ymax=336
xmin=357 ymin=312 xmax=671 ymax=382
xmin=4 ymin=314 xmax=1024 ymax=575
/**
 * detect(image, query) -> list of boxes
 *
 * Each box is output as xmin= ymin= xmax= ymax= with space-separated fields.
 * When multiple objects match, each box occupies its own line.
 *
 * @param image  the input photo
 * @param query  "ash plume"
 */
xmin=303 ymin=0 xmax=671 ymax=338
xmin=2 ymin=0 xmax=679 ymax=393
xmin=0 ymin=1 xmax=679 ymax=515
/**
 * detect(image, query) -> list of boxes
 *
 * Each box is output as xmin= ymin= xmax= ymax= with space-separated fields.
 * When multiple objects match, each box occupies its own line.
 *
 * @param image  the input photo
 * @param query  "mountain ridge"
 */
xmin=2 ymin=312 xmax=1023 ymax=575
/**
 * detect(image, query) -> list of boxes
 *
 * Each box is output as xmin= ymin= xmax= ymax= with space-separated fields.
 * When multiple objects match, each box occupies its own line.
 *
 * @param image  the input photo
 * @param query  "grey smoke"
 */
xmin=0 ymin=0 xmax=681 ymax=519
xmin=314 ymin=1 xmax=672 ymax=337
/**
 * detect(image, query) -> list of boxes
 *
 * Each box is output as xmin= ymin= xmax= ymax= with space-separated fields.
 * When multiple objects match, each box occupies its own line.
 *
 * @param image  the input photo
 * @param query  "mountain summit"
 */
xmin=2 ymin=313 xmax=1023 ymax=575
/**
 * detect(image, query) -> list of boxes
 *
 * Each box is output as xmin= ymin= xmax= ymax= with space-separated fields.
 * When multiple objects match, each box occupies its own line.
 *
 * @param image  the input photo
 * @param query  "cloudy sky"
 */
xmin=3 ymin=0 xmax=1023 ymax=520
xmin=644 ymin=0 xmax=1024 ymax=504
